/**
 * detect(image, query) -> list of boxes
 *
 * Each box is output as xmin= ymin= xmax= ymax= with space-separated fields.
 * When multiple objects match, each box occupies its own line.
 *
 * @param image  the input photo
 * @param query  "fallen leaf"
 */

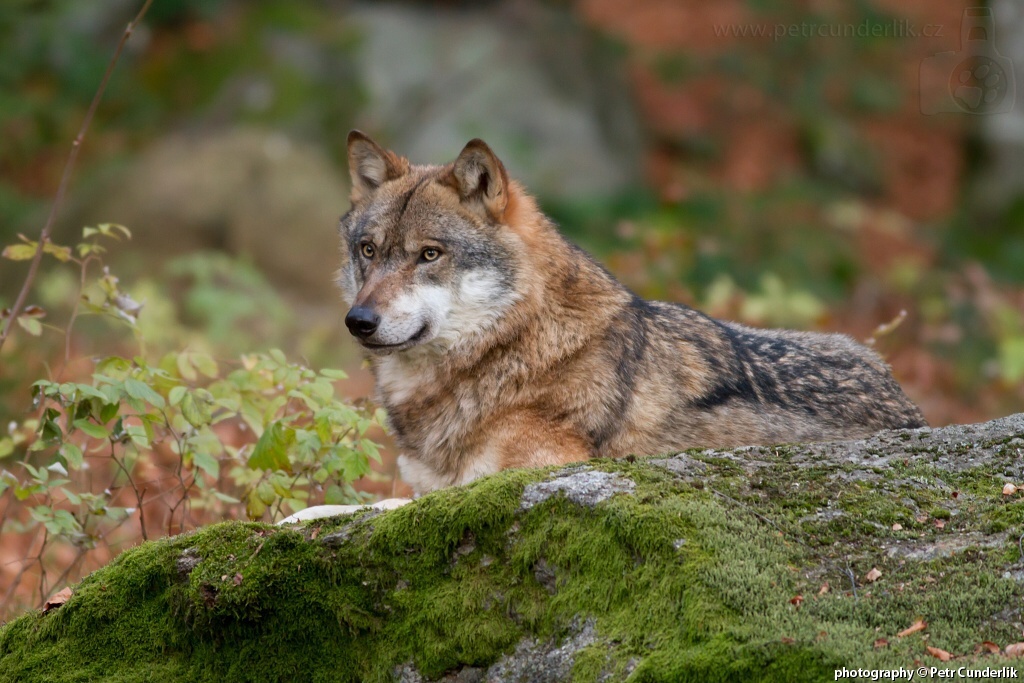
xmin=43 ymin=587 xmax=72 ymax=613
xmin=926 ymin=646 xmax=952 ymax=661
xmin=233 ymin=573 xmax=243 ymax=586
xmin=951 ymin=491 xmax=959 ymax=499
xmin=780 ymin=637 xmax=795 ymax=645
xmin=864 ymin=567 xmax=883 ymax=583
xmin=916 ymin=515 xmax=929 ymax=523
xmin=874 ymin=638 xmax=889 ymax=649
xmin=978 ymin=641 xmax=1000 ymax=654
xmin=818 ymin=582 xmax=830 ymax=596
xmin=892 ymin=523 xmax=903 ymax=531
xmin=898 ymin=619 xmax=927 ymax=637
xmin=1005 ymin=643 xmax=1024 ymax=657
xmin=934 ymin=519 xmax=945 ymax=529
xmin=789 ymin=595 xmax=804 ymax=607
xmin=1003 ymin=483 xmax=1018 ymax=496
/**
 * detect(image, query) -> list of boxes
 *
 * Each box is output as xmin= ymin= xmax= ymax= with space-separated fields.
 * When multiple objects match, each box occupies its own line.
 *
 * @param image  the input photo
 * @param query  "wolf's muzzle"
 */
xmin=345 ymin=305 xmax=380 ymax=339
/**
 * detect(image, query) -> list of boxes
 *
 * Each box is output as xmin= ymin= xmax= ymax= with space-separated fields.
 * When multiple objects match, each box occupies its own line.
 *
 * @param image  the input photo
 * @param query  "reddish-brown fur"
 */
xmin=338 ymin=133 xmax=926 ymax=494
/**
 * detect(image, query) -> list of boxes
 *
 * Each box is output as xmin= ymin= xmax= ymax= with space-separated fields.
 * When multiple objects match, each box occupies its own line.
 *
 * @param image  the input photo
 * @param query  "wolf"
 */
xmin=336 ymin=131 xmax=926 ymax=496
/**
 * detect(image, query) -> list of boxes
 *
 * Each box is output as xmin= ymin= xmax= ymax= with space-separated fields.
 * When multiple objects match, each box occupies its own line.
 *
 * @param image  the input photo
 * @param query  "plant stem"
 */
xmin=0 ymin=0 xmax=155 ymax=353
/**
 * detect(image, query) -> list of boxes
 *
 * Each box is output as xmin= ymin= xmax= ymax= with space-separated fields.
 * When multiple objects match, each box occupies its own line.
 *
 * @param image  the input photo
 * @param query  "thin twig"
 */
xmin=844 ymin=560 xmax=859 ymax=600
xmin=110 ymin=443 xmax=148 ymax=541
xmin=0 ymin=527 xmax=45 ymax=613
xmin=55 ymin=254 xmax=97 ymax=380
xmin=0 ymin=0 xmax=154 ymax=353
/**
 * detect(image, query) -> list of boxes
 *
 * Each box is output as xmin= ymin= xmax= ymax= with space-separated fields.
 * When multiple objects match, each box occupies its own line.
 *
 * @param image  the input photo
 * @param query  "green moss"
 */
xmin=2 ymin=454 xmax=1023 ymax=682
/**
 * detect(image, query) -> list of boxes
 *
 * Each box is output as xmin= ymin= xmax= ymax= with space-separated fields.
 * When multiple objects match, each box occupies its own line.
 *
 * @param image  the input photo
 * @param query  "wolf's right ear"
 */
xmin=347 ymin=130 xmax=409 ymax=203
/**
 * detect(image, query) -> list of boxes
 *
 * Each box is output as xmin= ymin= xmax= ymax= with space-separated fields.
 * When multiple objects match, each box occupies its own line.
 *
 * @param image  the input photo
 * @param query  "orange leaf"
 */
xmin=818 ymin=582 xmax=830 ymax=596
xmin=43 ymin=587 xmax=72 ymax=613
xmin=978 ymin=641 xmax=1000 ymax=654
xmin=864 ymin=567 xmax=882 ymax=583
xmin=897 ymin=619 xmax=927 ymax=638
xmin=926 ymin=646 xmax=952 ymax=662
xmin=1003 ymin=483 xmax=1018 ymax=496
xmin=874 ymin=638 xmax=890 ymax=649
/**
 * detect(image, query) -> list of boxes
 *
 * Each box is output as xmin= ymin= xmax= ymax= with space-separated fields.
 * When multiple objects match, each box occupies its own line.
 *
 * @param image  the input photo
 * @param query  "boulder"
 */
xmin=3 ymin=415 xmax=1024 ymax=681
xmin=80 ymin=127 xmax=348 ymax=299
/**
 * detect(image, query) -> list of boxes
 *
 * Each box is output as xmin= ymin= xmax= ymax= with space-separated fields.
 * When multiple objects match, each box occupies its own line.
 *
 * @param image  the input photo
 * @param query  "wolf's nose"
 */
xmin=345 ymin=306 xmax=380 ymax=339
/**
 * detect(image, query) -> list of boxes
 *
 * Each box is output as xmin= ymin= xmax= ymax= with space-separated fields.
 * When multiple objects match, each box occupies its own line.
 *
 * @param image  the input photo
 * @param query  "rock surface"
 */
xmin=3 ymin=415 xmax=1024 ymax=682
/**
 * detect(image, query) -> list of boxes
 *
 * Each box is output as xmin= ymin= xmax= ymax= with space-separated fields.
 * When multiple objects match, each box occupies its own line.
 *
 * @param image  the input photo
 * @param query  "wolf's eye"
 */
xmin=360 ymin=243 xmax=375 ymax=259
xmin=420 ymin=247 xmax=441 ymax=262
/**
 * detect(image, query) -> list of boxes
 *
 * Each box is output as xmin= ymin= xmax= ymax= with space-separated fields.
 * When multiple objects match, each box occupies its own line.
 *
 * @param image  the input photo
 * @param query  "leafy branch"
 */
xmin=0 ymin=0 xmax=154 ymax=353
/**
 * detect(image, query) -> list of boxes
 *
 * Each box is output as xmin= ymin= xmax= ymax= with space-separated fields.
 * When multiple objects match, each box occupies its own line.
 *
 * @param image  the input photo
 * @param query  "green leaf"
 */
xmin=287 ymin=389 xmax=319 ymax=411
xmin=16 ymin=316 xmax=42 ymax=336
xmin=0 ymin=437 xmax=13 ymax=459
xmin=2 ymin=242 xmax=37 ymax=260
xmin=257 ymin=480 xmax=277 ymax=505
xmin=175 ymin=353 xmax=197 ymax=381
xmin=61 ymin=487 xmax=82 ymax=505
xmin=60 ymin=443 xmax=84 ymax=470
xmin=191 ymin=353 xmax=219 ymax=378
xmin=43 ymin=241 xmax=72 ymax=262
xmin=100 ymin=402 xmax=119 ymax=423
xmin=74 ymin=385 xmax=108 ymax=402
xmin=323 ymin=484 xmax=348 ymax=505
xmin=124 ymin=424 xmax=150 ymax=448
xmin=246 ymin=490 xmax=267 ymax=520
xmin=73 ymin=419 xmax=109 ymax=440
xmin=123 ymin=378 xmax=166 ymax=409
xmin=319 ymin=368 xmax=348 ymax=380
xmin=181 ymin=392 xmax=212 ymax=428
xmin=212 ymin=491 xmax=240 ymax=504
xmin=248 ymin=421 xmax=295 ymax=471
xmin=168 ymin=386 xmax=188 ymax=407
xmin=192 ymin=450 xmax=220 ymax=478
xmin=95 ymin=356 xmax=132 ymax=379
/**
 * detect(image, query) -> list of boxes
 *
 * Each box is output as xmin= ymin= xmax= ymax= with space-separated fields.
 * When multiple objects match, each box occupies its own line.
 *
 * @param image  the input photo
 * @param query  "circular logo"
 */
xmin=949 ymin=56 xmax=1010 ymax=113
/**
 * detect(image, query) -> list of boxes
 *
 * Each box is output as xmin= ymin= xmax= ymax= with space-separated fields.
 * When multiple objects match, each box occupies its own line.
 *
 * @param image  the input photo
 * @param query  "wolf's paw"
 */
xmin=277 ymin=497 xmax=413 ymax=525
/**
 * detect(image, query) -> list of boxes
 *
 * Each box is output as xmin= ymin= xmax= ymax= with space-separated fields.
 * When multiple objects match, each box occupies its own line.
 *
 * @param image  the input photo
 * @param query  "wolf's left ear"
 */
xmin=449 ymin=139 xmax=510 ymax=222
xmin=347 ymin=130 xmax=409 ymax=203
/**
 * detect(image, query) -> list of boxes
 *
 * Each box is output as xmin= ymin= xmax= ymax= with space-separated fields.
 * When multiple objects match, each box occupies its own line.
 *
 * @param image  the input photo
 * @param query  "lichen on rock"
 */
xmin=3 ymin=415 xmax=1024 ymax=682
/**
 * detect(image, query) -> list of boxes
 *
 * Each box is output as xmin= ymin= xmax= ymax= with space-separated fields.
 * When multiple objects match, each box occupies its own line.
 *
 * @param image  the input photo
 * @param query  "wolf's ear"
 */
xmin=347 ymin=130 xmax=408 ymax=202
xmin=449 ymin=139 xmax=509 ymax=222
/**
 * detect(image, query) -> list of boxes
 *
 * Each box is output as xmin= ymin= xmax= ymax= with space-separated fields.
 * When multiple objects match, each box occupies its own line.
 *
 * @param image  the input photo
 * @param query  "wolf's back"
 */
xmin=609 ymin=300 xmax=926 ymax=453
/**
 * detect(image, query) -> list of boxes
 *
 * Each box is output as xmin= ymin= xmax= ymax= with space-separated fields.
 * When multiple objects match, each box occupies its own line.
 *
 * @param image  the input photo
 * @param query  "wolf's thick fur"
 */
xmin=337 ymin=132 xmax=926 ymax=495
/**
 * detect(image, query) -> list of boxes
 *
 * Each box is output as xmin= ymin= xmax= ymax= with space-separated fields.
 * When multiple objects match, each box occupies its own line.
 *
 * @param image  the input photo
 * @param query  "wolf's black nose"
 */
xmin=345 ymin=306 xmax=380 ymax=339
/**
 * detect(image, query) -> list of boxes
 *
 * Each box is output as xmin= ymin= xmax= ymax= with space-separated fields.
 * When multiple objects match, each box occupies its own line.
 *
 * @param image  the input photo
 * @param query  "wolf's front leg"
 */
xmin=486 ymin=411 xmax=593 ymax=472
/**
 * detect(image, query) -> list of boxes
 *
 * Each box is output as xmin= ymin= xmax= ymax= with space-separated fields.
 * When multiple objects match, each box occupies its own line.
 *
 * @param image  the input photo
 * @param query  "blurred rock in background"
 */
xmin=82 ymin=128 xmax=349 ymax=299
xmin=347 ymin=2 xmax=642 ymax=199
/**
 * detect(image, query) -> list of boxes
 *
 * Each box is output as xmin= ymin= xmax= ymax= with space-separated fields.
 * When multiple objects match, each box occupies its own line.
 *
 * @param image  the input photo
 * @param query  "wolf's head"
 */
xmin=337 ymin=132 xmax=526 ymax=355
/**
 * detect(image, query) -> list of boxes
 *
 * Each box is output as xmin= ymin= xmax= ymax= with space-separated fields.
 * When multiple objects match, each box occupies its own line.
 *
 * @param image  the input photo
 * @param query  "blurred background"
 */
xmin=2 ymin=0 xmax=1024 ymax=615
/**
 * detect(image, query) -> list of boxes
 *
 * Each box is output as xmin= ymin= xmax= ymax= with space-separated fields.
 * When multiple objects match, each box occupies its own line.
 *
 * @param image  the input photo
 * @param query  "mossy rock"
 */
xmin=3 ymin=415 xmax=1024 ymax=682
